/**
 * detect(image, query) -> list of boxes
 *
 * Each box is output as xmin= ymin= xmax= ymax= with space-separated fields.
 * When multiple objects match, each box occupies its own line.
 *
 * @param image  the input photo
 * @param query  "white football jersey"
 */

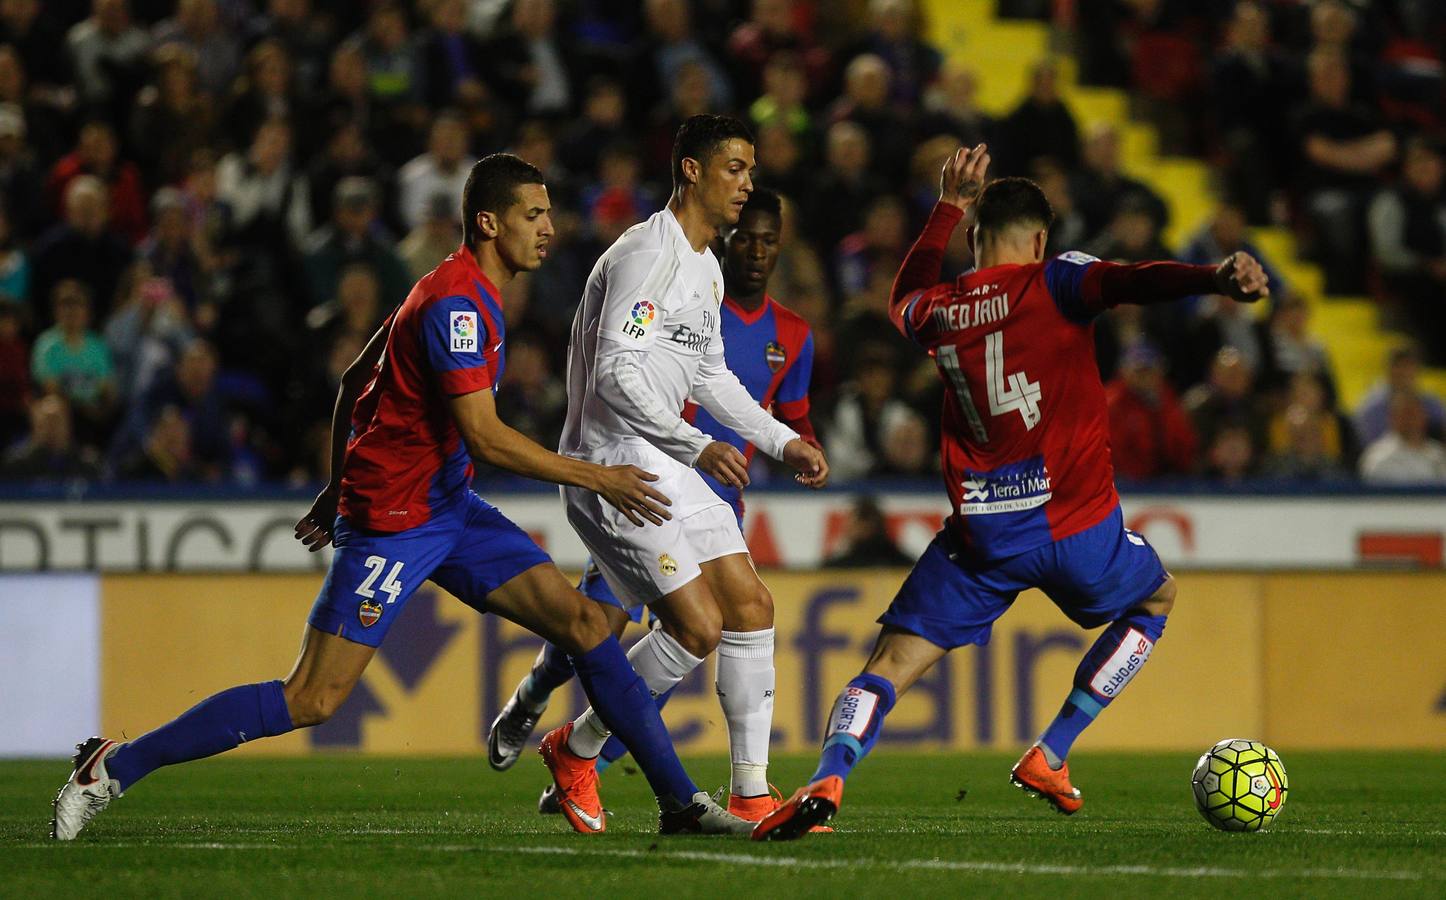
xmin=561 ymin=208 xmax=795 ymax=463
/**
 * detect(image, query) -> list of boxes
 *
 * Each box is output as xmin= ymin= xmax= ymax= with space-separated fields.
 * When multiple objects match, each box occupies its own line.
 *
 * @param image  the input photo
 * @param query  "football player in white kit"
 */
xmin=537 ymin=115 xmax=830 ymax=834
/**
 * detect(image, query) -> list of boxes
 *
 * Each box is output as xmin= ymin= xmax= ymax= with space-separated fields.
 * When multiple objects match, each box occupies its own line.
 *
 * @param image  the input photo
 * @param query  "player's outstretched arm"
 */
xmin=448 ymin=388 xmax=672 ymax=527
xmin=1080 ymin=250 xmax=1270 ymax=314
xmin=888 ymin=143 xmax=990 ymax=325
xmin=295 ymin=319 xmax=391 ymax=552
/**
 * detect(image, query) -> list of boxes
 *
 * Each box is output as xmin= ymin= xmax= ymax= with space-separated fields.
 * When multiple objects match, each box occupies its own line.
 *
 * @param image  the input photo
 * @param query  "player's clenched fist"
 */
xmin=783 ymin=437 xmax=829 ymax=488
xmin=593 ymin=465 xmax=673 ymax=527
xmin=697 ymin=440 xmax=751 ymax=489
xmin=294 ymin=485 xmax=340 ymax=552
xmin=1214 ymin=251 xmax=1270 ymax=302
xmin=939 ymin=143 xmax=991 ymax=210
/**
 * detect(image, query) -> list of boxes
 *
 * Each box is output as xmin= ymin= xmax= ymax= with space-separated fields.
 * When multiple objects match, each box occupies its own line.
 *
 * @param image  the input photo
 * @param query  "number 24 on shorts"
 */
xmin=357 ymin=556 xmax=405 ymax=604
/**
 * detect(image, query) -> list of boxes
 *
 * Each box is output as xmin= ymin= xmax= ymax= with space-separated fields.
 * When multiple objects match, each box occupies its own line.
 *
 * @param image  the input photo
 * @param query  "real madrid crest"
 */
xmin=658 ymin=553 xmax=678 ymax=576
xmin=765 ymin=340 xmax=787 ymax=373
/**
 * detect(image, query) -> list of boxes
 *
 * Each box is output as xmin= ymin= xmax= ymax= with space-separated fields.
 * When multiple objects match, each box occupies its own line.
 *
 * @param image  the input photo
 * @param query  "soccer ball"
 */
xmin=1190 ymin=738 xmax=1289 ymax=832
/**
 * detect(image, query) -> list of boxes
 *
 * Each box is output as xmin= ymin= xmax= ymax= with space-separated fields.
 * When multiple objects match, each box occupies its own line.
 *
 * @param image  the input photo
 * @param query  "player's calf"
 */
xmin=1032 ymin=576 xmax=1175 ymax=782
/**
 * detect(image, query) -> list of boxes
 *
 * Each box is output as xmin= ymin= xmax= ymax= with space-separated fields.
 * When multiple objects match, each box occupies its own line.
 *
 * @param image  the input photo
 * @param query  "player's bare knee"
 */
xmin=665 ymin=607 xmax=722 ymax=658
xmin=560 ymin=599 xmax=611 ymax=655
xmin=722 ymin=581 xmax=774 ymax=632
xmin=1142 ymin=575 xmax=1177 ymax=616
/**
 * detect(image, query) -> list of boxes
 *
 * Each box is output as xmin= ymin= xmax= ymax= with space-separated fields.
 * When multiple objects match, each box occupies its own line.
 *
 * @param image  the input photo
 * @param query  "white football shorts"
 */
xmin=562 ymin=437 xmax=748 ymax=606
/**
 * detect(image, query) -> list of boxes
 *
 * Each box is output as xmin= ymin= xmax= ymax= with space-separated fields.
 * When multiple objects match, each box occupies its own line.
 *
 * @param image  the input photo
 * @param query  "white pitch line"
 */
xmin=21 ymin=841 xmax=1434 ymax=882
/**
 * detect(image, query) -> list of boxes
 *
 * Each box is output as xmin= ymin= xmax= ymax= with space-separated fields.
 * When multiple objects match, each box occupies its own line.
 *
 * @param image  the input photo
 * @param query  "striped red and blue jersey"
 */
xmin=684 ymin=294 xmax=814 ymax=509
xmin=339 ymin=244 xmax=505 ymax=532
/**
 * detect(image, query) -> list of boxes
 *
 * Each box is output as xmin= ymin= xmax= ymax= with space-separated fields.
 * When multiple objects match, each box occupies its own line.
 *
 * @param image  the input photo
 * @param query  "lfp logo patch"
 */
xmin=622 ymin=300 xmax=656 ymax=340
xmin=765 ymin=340 xmax=787 ymax=373
xmin=450 ymin=310 xmax=477 ymax=353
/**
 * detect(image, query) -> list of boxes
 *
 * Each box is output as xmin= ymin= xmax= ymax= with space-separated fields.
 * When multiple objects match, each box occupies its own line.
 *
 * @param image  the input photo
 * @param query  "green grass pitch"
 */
xmin=3 ymin=751 xmax=1442 ymax=898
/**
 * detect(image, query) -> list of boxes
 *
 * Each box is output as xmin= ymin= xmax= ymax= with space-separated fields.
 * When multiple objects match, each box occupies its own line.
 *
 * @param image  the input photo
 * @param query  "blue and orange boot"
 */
xmin=1010 ymin=745 xmax=1083 ymax=814
xmin=749 ymin=776 xmax=843 ymax=841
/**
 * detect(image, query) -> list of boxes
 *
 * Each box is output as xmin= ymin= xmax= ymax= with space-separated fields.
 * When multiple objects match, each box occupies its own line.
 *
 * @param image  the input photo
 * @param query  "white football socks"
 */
xmin=566 ymin=626 xmax=704 ymax=759
xmin=716 ymin=628 xmax=776 ymax=798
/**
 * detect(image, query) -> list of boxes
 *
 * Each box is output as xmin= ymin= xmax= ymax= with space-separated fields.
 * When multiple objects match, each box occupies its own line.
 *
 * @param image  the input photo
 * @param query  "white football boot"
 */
xmin=52 ymin=737 xmax=124 ymax=840
xmin=487 ymin=689 xmax=547 ymax=771
xmin=658 ymin=791 xmax=756 ymax=836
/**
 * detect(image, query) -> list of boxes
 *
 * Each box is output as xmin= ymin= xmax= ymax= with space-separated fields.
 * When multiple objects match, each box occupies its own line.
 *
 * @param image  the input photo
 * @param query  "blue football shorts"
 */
xmin=878 ymin=505 xmax=1169 ymax=649
xmin=309 ymin=490 xmax=552 ymax=647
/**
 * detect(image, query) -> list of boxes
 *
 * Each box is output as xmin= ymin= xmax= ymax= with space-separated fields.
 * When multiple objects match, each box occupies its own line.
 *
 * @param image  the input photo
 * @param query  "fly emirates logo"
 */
xmin=932 ymin=284 xmax=1008 ymax=333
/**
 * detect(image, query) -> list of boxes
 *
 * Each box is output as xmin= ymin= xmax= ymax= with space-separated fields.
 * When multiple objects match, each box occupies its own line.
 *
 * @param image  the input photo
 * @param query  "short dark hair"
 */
xmin=671 ymin=114 xmax=755 ymax=189
xmin=738 ymin=187 xmax=782 ymax=224
xmin=462 ymin=153 xmax=545 ymax=248
xmin=975 ymin=177 xmax=1054 ymax=236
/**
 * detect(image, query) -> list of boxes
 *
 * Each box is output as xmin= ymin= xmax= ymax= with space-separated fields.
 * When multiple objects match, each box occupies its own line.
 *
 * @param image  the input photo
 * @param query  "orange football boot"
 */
xmin=538 ymin=723 xmax=606 ymax=834
xmin=730 ymin=785 xmax=833 ymax=831
xmin=1010 ymin=745 xmax=1083 ymax=814
xmin=749 ymin=776 xmax=843 ymax=841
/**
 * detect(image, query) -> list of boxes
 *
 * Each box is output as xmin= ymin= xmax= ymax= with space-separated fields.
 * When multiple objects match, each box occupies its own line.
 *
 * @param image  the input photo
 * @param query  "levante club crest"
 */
xmin=358 ymin=599 xmax=383 ymax=628
xmin=765 ymin=340 xmax=787 ymax=373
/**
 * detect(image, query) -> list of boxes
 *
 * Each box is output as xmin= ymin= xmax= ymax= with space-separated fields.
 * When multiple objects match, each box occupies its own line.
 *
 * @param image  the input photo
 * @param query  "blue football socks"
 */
xmin=594 ymin=685 xmax=676 ymax=775
xmin=106 ymin=680 xmax=294 ymax=792
xmin=812 ymin=673 xmax=897 ymax=783
xmin=520 ymin=640 xmax=576 ymax=709
xmin=1039 ymin=610 xmax=1168 ymax=766
xmin=571 ymin=637 xmax=696 ymax=807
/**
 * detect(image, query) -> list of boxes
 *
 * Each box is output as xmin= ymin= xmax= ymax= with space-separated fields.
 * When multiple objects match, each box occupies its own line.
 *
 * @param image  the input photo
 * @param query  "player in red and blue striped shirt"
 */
xmin=52 ymin=155 xmax=754 ymax=841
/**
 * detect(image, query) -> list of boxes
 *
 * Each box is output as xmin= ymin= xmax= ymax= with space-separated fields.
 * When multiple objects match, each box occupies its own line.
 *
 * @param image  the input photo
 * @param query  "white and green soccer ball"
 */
xmin=1191 ymin=738 xmax=1289 ymax=832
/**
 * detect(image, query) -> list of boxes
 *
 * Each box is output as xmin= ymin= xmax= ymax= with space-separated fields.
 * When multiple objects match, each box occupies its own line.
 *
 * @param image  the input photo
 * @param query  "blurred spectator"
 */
xmin=65 ymin=0 xmax=149 ymax=119
xmin=302 ymin=176 xmax=409 ymax=310
xmin=417 ymin=0 xmax=488 ymax=111
xmin=829 ymin=52 xmax=911 ymax=181
xmin=1264 ymin=372 xmax=1356 ymax=477
xmin=304 ymin=118 xmax=393 ymax=232
xmin=0 ymin=394 xmax=101 ymax=480
xmin=0 ymin=198 xmax=27 ymax=309
xmin=0 ymin=302 xmax=28 ymax=444
xmin=304 ymin=262 xmax=385 ymax=359
xmin=480 ymin=0 xmax=571 ymax=118
xmin=841 ymin=0 xmax=942 ymax=107
xmin=748 ymin=51 xmax=812 ymax=144
xmin=400 ymin=192 xmax=461 ymax=282
xmin=1203 ymin=424 xmax=1256 ymax=483
xmin=495 ymin=332 xmax=566 ymax=451
xmin=642 ymin=0 xmax=733 ymax=113
xmin=1183 ymin=346 xmax=1267 ymax=466
xmin=1071 ymin=122 xmax=1167 ymax=240
xmin=246 ymin=0 xmax=332 ymax=96
xmin=1210 ymin=1 xmax=1296 ymax=223
xmin=1292 ymin=48 xmax=1396 ymax=294
xmin=215 ymin=116 xmax=310 ymax=281
xmin=1035 ymin=159 xmax=1086 ymax=255
xmin=999 ymin=59 xmax=1079 ymax=175
xmin=727 ymin=0 xmax=829 ymax=102
xmin=1259 ymin=293 xmax=1337 ymax=402
xmin=0 ymin=38 xmax=67 ymax=169
xmin=877 ymin=407 xmax=932 ymax=476
xmin=32 ymin=279 xmax=117 ymax=444
xmin=1105 ymin=341 xmax=1197 ymax=480
xmin=1084 ymin=194 xmax=1171 ymax=264
xmin=1179 ymin=200 xmax=1287 ymax=297
xmin=29 ymin=175 xmax=133 ymax=324
xmin=104 ymin=261 xmax=194 ymax=402
xmin=1354 ymin=345 xmax=1446 ymax=445
xmin=807 ymin=121 xmax=885 ymax=262
xmin=354 ymin=3 xmax=420 ymax=109
xmin=142 ymin=187 xmax=212 ymax=311
xmin=580 ymin=141 xmax=654 ymax=224
xmin=835 ymin=194 xmax=907 ymax=309
xmin=1367 ymin=137 xmax=1446 ymax=361
xmin=644 ymin=58 xmax=716 ymax=174
xmin=113 ymin=337 xmax=229 ymax=476
xmin=823 ymin=495 xmax=913 ymax=567
xmin=129 ymin=46 xmax=215 ymax=189
xmin=917 ymin=63 xmax=994 ymax=148
xmin=1262 ymin=400 xmax=1352 ymax=481
xmin=398 ymin=112 xmax=471 ymax=232
xmin=1358 ymin=391 xmax=1446 ymax=484
xmin=826 ymin=349 xmax=918 ymax=481
xmin=0 ymin=0 xmax=70 ymax=92
xmin=0 ymin=101 xmax=41 ymax=240
xmin=45 ymin=119 xmax=148 ymax=244
xmin=558 ymin=77 xmax=627 ymax=178
xmin=753 ymin=120 xmax=810 ymax=208
xmin=115 ymin=403 xmax=205 ymax=482
xmin=225 ymin=38 xmax=306 ymax=156
xmin=150 ymin=0 xmax=240 ymax=99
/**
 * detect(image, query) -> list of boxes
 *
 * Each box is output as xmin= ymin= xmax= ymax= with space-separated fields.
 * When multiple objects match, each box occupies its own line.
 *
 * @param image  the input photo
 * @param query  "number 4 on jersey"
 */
xmin=937 ymin=330 xmax=1042 ymax=443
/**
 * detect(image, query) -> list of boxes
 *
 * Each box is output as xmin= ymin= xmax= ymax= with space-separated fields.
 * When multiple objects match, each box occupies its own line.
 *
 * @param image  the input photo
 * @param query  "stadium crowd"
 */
xmin=0 ymin=0 xmax=1443 ymax=489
